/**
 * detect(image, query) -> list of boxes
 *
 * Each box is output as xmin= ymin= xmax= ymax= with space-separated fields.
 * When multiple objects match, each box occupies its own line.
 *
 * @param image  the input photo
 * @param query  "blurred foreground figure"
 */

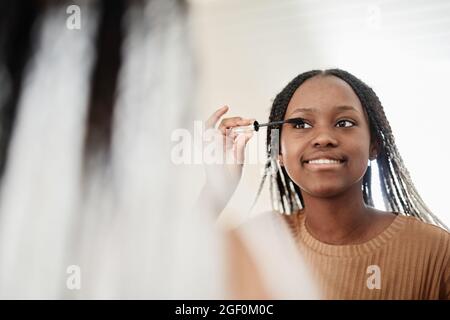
xmin=0 ymin=0 xmax=318 ymax=299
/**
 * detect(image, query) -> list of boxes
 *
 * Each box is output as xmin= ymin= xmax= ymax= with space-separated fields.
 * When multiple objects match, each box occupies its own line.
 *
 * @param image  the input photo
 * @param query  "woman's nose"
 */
xmin=311 ymin=130 xmax=338 ymax=148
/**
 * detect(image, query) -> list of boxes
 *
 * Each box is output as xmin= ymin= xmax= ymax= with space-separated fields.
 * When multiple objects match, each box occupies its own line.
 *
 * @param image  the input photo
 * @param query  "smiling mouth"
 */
xmin=305 ymin=159 xmax=345 ymax=164
xmin=303 ymin=159 xmax=347 ymax=170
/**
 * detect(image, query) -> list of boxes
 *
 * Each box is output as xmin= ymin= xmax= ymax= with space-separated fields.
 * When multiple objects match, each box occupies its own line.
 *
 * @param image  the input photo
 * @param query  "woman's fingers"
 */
xmin=205 ymin=105 xmax=254 ymax=135
xmin=234 ymin=131 xmax=254 ymax=164
xmin=205 ymin=105 xmax=229 ymax=129
xmin=218 ymin=117 xmax=243 ymax=135
xmin=205 ymin=106 xmax=255 ymax=164
xmin=219 ymin=117 xmax=255 ymax=135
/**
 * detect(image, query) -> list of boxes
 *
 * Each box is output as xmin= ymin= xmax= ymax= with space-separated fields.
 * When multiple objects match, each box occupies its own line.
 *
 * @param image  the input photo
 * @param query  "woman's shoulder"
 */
xmin=398 ymin=213 xmax=449 ymax=236
xmin=394 ymin=213 xmax=450 ymax=250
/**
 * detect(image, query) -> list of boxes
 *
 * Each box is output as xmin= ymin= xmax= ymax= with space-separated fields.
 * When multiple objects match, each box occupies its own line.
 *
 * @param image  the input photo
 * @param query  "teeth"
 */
xmin=307 ymin=159 xmax=342 ymax=164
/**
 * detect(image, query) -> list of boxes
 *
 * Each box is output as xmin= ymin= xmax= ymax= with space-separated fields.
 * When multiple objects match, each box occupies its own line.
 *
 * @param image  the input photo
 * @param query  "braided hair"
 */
xmin=253 ymin=69 xmax=447 ymax=230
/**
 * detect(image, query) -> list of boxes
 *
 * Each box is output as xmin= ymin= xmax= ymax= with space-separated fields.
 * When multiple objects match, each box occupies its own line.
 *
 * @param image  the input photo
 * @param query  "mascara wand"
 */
xmin=230 ymin=119 xmax=303 ymax=134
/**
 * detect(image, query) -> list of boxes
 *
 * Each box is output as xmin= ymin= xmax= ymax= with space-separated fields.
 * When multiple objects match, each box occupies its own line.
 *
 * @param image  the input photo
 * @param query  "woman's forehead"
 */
xmin=286 ymin=75 xmax=365 ymax=117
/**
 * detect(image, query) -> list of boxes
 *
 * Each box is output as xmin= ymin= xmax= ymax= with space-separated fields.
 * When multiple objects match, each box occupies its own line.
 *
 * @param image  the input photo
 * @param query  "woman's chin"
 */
xmin=301 ymin=183 xmax=348 ymax=198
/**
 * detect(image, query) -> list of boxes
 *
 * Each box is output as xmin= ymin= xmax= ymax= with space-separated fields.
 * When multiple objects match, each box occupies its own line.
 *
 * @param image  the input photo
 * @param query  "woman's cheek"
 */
xmin=358 ymin=157 xmax=372 ymax=180
xmin=280 ymin=143 xmax=301 ymax=170
xmin=282 ymin=153 xmax=303 ymax=184
xmin=348 ymin=148 xmax=371 ymax=180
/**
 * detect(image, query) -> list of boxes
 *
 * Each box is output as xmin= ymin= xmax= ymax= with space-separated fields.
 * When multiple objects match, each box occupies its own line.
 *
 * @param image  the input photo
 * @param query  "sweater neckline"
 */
xmin=295 ymin=213 xmax=407 ymax=257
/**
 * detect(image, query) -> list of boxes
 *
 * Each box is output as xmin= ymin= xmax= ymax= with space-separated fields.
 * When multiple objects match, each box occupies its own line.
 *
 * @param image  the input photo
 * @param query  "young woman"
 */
xmin=202 ymin=69 xmax=449 ymax=299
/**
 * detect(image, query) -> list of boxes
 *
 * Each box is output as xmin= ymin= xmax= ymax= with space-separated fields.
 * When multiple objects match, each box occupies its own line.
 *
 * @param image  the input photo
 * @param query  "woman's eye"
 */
xmin=292 ymin=121 xmax=312 ymax=129
xmin=291 ymin=120 xmax=355 ymax=129
xmin=336 ymin=120 xmax=355 ymax=128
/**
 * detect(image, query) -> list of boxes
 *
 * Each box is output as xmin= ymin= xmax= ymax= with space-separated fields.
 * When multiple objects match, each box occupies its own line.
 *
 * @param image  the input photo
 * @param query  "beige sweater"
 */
xmin=283 ymin=213 xmax=450 ymax=299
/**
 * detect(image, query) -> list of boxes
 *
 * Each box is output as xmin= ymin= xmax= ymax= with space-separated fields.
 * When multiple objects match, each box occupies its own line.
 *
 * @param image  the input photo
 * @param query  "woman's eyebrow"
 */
xmin=290 ymin=105 xmax=359 ymax=115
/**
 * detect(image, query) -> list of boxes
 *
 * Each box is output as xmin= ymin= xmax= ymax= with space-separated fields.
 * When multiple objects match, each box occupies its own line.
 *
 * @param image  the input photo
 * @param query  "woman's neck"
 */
xmin=299 ymin=183 xmax=390 ymax=245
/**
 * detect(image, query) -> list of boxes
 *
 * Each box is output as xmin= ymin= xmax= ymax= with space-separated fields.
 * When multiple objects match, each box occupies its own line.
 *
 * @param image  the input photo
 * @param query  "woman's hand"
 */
xmin=200 ymin=105 xmax=255 ymax=215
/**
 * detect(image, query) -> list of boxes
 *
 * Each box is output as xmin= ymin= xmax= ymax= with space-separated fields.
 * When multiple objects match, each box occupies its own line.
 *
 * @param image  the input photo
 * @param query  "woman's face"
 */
xmin=280 ymin=75 xmax=378 ymax=198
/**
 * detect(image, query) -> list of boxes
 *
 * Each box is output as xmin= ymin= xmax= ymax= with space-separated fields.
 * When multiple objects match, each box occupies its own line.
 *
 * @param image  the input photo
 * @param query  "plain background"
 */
xmin=187 ymin=0 xmax=450 ymax=228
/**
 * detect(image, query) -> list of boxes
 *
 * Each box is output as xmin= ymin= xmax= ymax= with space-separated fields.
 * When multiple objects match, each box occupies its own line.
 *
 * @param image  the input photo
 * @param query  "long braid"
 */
xmin=252 ymin=68 xmax=447 ymax=230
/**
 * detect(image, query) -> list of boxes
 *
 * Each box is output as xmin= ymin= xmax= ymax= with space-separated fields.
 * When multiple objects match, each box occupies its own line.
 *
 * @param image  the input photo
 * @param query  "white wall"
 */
xmin=188 ymin=0 xmax=450 ymax=227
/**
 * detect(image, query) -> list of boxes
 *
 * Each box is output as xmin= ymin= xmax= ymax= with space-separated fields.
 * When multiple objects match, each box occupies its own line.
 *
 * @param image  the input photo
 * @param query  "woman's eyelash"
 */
xmin=289 ymin=119 xmax=356 ymax=129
